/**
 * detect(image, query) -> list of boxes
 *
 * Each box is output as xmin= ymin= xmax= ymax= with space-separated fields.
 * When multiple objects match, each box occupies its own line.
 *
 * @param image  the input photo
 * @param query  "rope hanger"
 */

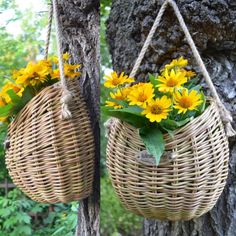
xmin=45 ymin=0 xmax=73 ymax=120
xmin=130 ymin=0 xmax=236 ymax=137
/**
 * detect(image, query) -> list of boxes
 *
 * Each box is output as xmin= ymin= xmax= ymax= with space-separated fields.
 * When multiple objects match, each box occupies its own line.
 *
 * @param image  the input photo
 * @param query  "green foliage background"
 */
xmin=100 ymin=1 xmax=143 ymax=235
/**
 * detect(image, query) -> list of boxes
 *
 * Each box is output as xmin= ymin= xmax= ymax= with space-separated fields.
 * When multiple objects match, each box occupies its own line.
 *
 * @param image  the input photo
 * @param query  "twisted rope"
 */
xmin=130 ymin=0 xmax=235 ymax=137
xmin=45 ymin=0 xmax=72 ymax=120
xmin=129 ymin=1 xmax=168 ymax=78
xmin=44 ymin=3 xmax=53 ymax=60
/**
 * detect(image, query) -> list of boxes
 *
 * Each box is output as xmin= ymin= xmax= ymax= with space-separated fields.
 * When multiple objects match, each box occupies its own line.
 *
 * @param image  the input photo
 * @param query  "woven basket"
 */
xmin=106 ymin=100 xmax=229 ymax=221
xmin=6 ymin=79 xmax=95 ymax=203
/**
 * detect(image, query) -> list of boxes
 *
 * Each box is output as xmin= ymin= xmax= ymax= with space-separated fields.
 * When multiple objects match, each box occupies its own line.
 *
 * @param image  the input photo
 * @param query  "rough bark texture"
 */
xmin=107 ymin=1 xmax=236 ymax=235
xmin=59 ymin=1 xmax=100 ymax=235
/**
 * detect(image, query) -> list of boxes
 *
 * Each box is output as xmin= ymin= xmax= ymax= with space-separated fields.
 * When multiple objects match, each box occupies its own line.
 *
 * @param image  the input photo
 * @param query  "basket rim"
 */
xmin=113 ymin=97 xmax=218 ymax=136
xmin=8 ymin=79 xmax=80 ymax=129
xmin=109 ymin=98 xmax=224 ymax=166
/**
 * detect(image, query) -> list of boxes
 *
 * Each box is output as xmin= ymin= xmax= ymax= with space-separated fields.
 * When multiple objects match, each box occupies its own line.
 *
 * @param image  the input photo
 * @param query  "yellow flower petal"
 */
xmin=164 ymin=56 xmax=188 ymax=70
xmin=128 ymin=82 xmax=154 ymax=107
xmin=104 ymin=71 xmax=134 ymax=88
xmin=105 ymin=101 xmax=123 ymax=109
xmin=173 ymin=88 xmax=203 ymax=114
xmin=142 ymin=96 xmax=172 ymax=123
xmin=156 ymin=68 xmax=187 ymax=93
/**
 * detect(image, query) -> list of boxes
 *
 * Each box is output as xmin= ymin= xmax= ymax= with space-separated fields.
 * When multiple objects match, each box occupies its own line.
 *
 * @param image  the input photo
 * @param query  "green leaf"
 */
xmin=160 ymin=126 xmax=174 ymax=139
xmin=0 ymin=103 xmax=14 ymax=117
xmin=102 ymin=106 xmax=148 ymax=128
xmin=189 ymin=85 xmax=202 ymax=92
xmin=14 ymin=225 xmax=32 ymax=235
xmin=0 ymin=208 xmax=11 ymax=217
xmin=185 ymin=77 xmax=199 ymax=89
xmin=12 ymin=87 xmax=34 ymax=115
xmin=148 ymin=73 xmax=158 ymax=87
xmin=19 ymin=212 xmax=31 ymax=224
xmin=118 ymin=106 xmax=143 ymax=116
xmin=139 ymin=125 xmax=165 ymax=165
xmin=52 ymin=227 xmax=66 ymax=236
xmin=6 ymin=89 xmax=20 ymax=104
xmin=109 ymin=98 xmax=129 ymax=108
xmin=160 ymin=118 xmax=191 ymax=131
xmin=197 ymin=91 xmax=207 ymax=114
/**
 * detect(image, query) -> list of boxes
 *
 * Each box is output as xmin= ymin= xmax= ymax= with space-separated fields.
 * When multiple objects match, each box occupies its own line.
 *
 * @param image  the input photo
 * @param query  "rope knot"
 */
xmin=218 ymin=104 xmax=236 ymax=137
xmin=60 ymin=89 xmax=73 ymax=120
xmin=104 ymin=118 xmax=115 ymax=138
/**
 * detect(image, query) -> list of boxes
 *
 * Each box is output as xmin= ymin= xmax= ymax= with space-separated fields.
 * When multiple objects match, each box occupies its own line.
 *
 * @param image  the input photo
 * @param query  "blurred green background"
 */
xmin=0 ymin=0 xmax=142 ymax=235
xmin=100 ymin=1 xmax=142 ymax=236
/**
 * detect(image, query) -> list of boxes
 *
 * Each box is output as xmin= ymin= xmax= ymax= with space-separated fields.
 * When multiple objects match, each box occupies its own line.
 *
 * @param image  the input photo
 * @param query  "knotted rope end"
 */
xmin=60 ymin=90 xmax=73 ymax=120
xmin=225 ymin=122 xmax=236 ymax=137
xmin=104 ymin=118 xmax=115 ymax=138
xmin=219 ymin=105 xmax=236 ymax=137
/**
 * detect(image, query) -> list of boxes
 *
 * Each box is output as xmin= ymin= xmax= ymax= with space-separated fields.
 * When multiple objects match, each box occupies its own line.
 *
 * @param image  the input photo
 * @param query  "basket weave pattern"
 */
xmin=6 ymin=80 xmax=94 ymax=203
xmin=106 ymin=100 xmax=229 ymax=220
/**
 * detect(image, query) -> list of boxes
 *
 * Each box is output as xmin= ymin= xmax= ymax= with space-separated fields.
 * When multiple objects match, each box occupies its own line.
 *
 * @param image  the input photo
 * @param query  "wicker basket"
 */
xmin=6 ymin=79 xmax=94 ymax=203
xmin=106 ymin=100 xmax=229 ymax=221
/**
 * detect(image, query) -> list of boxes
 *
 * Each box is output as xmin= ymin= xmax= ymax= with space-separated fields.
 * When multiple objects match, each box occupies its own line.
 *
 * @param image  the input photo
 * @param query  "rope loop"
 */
xmin=45 ymin=0 xmax=72 ymax=120
xmin=130 ymin=0 xmax=235 ymax=137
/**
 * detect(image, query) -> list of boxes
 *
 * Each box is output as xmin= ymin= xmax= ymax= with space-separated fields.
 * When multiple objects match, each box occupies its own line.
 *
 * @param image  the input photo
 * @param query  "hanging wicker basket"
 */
xmin=107 ymin=100 xmax=229 ymax=220
xmin=106 ymin=0 xmax=235 ymax=221
xmin=5 ymin=0 xmax=95 ymax=203
xmin=6 ymin=80 xmax=94 ymax=203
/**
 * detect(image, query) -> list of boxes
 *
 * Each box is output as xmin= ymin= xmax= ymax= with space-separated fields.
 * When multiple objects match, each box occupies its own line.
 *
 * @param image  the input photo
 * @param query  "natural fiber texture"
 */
xmin=52 ymin=0 xmax=73 ymax=119
xmin=6 ymin=79 xmax=94 ymax=203
xmin=44 ymin=3 xmax=53 ymax=60
xmin=106 ymin=100 xmax=229 ymax=221
xmin=129 ymin=0 xmax=235 ymax=137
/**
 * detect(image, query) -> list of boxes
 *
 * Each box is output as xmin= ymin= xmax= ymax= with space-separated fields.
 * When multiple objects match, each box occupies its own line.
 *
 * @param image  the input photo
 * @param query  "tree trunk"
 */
xmin=59 ymin=1 xmax=100 ymax=235
xmin=106 ymin=1 xmax=236 ymax=235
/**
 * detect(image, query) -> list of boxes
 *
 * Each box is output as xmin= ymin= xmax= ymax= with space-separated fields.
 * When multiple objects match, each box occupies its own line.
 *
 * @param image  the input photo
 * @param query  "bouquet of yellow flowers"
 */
xmin=0 ymin=53 xmax=80 ymax=124
xmin=102 ymin=57 xmax=206 ymax=164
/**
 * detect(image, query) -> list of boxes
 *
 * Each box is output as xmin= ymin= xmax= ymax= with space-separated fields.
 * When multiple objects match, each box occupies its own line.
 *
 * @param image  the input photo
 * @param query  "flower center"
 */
xmin=179 ymin=97 xmax=192 ymax=108
xmin=166 ymin=79 xmax=178 ymax=87
xmin=150 ymin=105 xmax=163 ymax=114
xmin=112 ymin=78 xmax=121 ymax=86
xmin=0 ymin=98 xmax=4 ymax=107
xmin=138 ymin=92 xmax=147 ymax=102
xmin=33 ymin=72 xmax=40 ymax=79
xmin=116 ymin=95 xmax=124 ymax=100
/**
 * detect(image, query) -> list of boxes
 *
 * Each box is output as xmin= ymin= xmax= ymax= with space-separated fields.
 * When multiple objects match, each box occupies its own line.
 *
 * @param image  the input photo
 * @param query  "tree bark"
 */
xmin=59 ymin=1 xmax=100 ymax=235
xmin=106 ymin=1 xmax=236 ymax=235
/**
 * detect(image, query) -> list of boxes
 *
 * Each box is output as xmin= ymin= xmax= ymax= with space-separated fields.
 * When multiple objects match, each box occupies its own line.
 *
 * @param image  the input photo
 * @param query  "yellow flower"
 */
xmin=164 ymin=56 xmax=188 ymax=70
xmin=110 ymin=87 xmax=130 ymax=101
xmin=51 ymin=69 xmax=60 ymax=79
xmin=174 ymin=89 xmax=203 ymax=114
xmin=0 ymin=98 xmax=7 ymax=121
xmin=105 ymin=101 xmax=123 ymax=109
xmin=15 ymin=60 xmax=51 ymax=86
xmin=12 ymin=68 xmax=25 ymax=80
xmin=142 ymin=96 xmax=172 ymax=122
xmin=63 ymin=52 xmax=70 ymax=61
xmin=0 ymin=97 xmax=5 ymax=107
xmin=182 ymin=69 xmax=196 ymax=78
xmin=51 ymin=64 xmax=81 ymax=79
xmin=51 ymin=53 xmax=70 ymax=64
xmin=104 ymin=71 xmax=134 ymax=88
xmin=156 ymin=69 xmax=187 ymax=93
xmin=51 ymin=56 xmax=58 ymax=64
xmin=128 ymin=82 xmax=154 ymax=107
xmin=0 ymin=82 xmax=23 ymax=103
xmin=64 ymin=64 xmax=81 ymax=78
xmin=0 ymin=117 xmax=7 ymax=122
